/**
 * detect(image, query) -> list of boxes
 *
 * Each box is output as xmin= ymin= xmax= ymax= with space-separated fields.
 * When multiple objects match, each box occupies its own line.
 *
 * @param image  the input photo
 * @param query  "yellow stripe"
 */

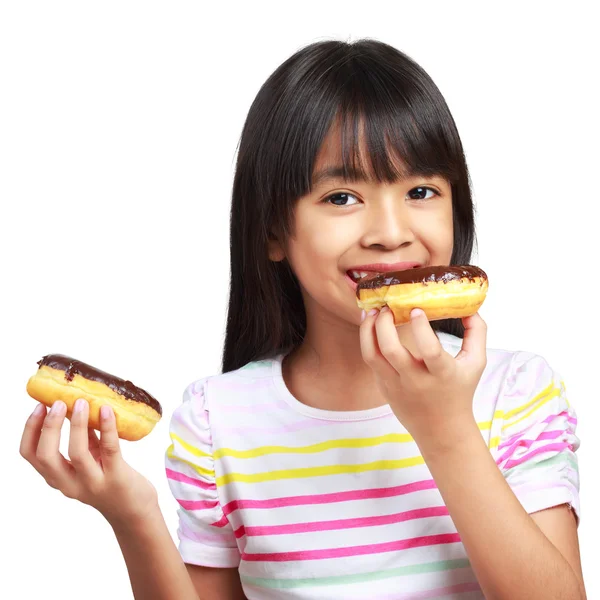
xmin=216 ymin=456 xmax=426 ymax=486
xmin=502 ymin=387 xmax=560 ymax=431
xmin=478 ymin=417 xmax=499 ymax=431
xmin=503 ymin=382 xmax=555 ymax=420
xmin=213 ymin=433 xmax=414 ymax=459
xmin=212 ymin=413 xmax=503 ymax=460
xmin=489 ymin=435 xmax=500 ymax=449
xmin=166 ymin=444 xmax=214 ymax=478
xmin=560 ymin=380 xmax=570 ymax=408
xmin=170 ymin=432 xmax=212 ymax=459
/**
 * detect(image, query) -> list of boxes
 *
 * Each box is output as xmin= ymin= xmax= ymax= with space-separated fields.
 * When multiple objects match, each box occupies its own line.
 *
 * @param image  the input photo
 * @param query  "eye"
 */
xmin=407 ymin=186 xmax=440 ymax=201
xmin=322 ymin=192 xmax=360 ymax=206
xmin=322 ymin=186 xmax=441 ymax=206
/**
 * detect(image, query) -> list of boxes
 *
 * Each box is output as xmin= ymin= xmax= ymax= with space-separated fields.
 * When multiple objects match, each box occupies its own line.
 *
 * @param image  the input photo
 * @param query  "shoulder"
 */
xmin=438 ymin=330 xmax=528 ymax=390
xmin=438 ymin=330 xmax=561 ymax=383
xmin=177 ymin=355 xmax=280 ymax=417
xmin=437 ymin=331 xmax=570 ymax=416
xmin=166 ymin=355 xmax=281 ymax=453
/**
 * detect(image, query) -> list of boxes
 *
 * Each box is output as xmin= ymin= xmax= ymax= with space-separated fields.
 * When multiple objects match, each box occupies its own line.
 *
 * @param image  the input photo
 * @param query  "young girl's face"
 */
xmin=270 ymin=125 xmax=454 ymax=328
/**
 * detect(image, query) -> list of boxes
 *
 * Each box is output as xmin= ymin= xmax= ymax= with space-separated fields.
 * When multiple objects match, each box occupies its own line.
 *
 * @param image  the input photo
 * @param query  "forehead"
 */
xmin=311 ymin=124 xmax=445 ymax=187
xmin=311 ymin=119 xmax=446 ymax=188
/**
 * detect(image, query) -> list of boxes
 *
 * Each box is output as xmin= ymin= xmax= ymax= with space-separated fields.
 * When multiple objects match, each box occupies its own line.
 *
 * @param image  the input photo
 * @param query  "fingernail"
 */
xmin=380 ymin=306 xmax=389 ymax=313
xmin=50 ymin=401 xmax=65 ymax=415
xmin=100 ymin=405 xmax=113 ymax=421
xmin=73 ymin=399 xmax=86 ymax=414
xmin=32 ymin=403 xmax=45 ymax=417
xmin=368 ymin=309 xmax=378 ymax=317
xmin=360 ymin=310 xmax=366 ymax=322
xmin=411 ymin=308 xmax=424 ymax=319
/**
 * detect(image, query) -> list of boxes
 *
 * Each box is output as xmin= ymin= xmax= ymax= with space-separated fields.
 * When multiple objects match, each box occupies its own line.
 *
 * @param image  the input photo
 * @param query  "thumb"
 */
xmin=98 ymin=405 xmax=122 ymax=468
xmin=457 ymin=312 xmax=488 ymax=367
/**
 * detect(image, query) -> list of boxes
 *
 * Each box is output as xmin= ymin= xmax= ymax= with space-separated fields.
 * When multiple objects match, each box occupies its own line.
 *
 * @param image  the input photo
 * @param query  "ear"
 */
xmin=267 ymin=230 xmax=286 ymax=262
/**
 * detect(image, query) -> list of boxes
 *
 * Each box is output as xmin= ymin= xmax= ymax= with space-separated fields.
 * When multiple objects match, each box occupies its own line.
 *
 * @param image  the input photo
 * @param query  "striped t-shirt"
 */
xmin=164 ymin=331 xmax=580 ymax=599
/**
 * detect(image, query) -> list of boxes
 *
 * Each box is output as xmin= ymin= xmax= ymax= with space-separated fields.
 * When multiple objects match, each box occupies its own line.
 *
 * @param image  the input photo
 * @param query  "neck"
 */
xmin=282 ymin=307 xmax=423 ymax=412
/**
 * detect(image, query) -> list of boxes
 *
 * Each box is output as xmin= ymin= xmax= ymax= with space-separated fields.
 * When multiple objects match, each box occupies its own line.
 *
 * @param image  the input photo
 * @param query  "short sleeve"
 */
xmin=164 ymin=378 xmax=240 ymax=567
xmin=495 ymin=352 xmax=580 ymax=524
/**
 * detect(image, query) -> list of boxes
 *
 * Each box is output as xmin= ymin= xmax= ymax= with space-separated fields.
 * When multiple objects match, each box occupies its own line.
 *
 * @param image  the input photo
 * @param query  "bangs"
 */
xmin=310 ymin=69 xmax=464 ymax=193
xmin=333 ymin=93 xmax=462 ymax=187
xmin=263 ymin=43 xmax=464 ymax=228
xmin=248 ymin=39 xmax=469 ymax=233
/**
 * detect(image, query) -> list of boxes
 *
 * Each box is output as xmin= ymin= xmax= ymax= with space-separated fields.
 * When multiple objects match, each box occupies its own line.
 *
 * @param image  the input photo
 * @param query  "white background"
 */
xmin=1 ymin=1 xmax=598 ymax=598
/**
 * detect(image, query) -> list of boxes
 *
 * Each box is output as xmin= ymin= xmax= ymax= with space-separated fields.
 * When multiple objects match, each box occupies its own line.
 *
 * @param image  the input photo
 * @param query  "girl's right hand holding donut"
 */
xmin=19 ymin=398 xmax=160 ymax=529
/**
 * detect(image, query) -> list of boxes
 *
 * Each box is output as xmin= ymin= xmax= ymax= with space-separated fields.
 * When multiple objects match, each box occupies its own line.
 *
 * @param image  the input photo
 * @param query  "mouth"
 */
xmin=345 ymin=262 xmax=423 ymax=291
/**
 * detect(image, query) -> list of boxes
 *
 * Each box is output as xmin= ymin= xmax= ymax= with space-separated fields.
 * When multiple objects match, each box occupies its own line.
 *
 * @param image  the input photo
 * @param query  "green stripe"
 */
xmin=503 ymin=452 xmax=578 ymax=478
xmin=240 ymin=360 xmax=272 ymax=370
xmin=240 ymin=558 xmax=471 ymax=589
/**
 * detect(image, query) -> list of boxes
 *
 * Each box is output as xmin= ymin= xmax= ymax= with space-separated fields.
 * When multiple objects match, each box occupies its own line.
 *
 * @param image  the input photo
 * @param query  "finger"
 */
xmin=409 ymin=309 xmax=453 ymax=375
xmin=88 ymin=428 xmax=102 ymax=462
xmin=374 ymin=307 xmax=415 ymax=374
xmin=20 ymin=403 xmax=47 ymax=464
xmin=98 ymin=405 xmax=123 ymax=470
xmin=457 ymin=312 xmax=488 ymax=367
xmin=35 ymin=401 xmax=77 ymax=489
xmin=360 ymin=308 xmax=398 ymax=379
xmin=68 ymin=399 xmax=103 ymax=480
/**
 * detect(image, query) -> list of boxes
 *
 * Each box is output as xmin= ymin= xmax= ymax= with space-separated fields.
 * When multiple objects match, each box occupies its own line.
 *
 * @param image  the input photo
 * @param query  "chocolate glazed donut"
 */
xmin=356 ymin=265 xmax=488 ymax=325
xmin=26 ymin=354 xmax=162 ymax=441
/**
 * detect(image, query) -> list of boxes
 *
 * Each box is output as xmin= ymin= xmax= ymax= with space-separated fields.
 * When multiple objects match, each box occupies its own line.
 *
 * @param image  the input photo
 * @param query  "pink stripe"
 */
xmin=170 ymin=410 xmax=212 ymax=445
xmin=221 ymin=479 xmax=438 ymax=518
xmin=503 ymin=442 xmax=571 ymax=469
xmin=234 ymin=506 xmax=449 ymax=538
xmin=166 ymin=468 xmax=216 ymax=491
xmin=345 ymin=581 xmax=481 ymax=600
xmin=177 ymin=499 xmax=219 ymax=511
xmin=207 ymin=379 xmax=292 ymax=413
xmin=211 ymin=515 xmax=231 ymax=528
xmin=179 ymin=521 xmax=234 ymax=545
xmin=242 ymin=532 xmax=461 ymax=562
xmin=215 ymin=402 xmax=289 ymax=413
xmin=510 ymin=473 xmax=579 ymax=499
xmin=499 ymin=411 xmax=574 ymax=449
xmin=496 ymin=430 xmax=564 ymax=464
xmin=214 ymin=416 xmax=336 ymax=435
xmin=190 ymin=380 xmax=205 ymax=395
xmin=209 ymin=378 xmax=273 ymax=392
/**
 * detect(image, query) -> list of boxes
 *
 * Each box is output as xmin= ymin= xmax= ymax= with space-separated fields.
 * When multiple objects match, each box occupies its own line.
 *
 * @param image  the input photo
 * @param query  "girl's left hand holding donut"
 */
xmin=360 ymin=307 xmax=488 ymax=446
xmin=19 ymin=398 xmax=159 ymax=529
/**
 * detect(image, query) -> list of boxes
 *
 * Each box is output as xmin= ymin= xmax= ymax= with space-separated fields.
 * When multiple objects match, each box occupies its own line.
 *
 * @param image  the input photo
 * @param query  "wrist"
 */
xmin=107 ymin=502 xmax=163 ymax=535
xmin=412 ymin=415 xmax=483 ymax=459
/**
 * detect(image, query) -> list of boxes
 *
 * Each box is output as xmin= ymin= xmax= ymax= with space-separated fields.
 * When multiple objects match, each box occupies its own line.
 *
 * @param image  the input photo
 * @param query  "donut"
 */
xmin=26 ymin=354 xmax=162 ymax=441
xmin=356 ymin=265 xmax=488 ymax=325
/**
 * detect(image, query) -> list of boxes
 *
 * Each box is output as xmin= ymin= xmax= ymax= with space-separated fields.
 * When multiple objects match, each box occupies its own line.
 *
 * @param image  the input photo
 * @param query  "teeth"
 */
xmin=351 ymin=271 xmax=370 ymax=282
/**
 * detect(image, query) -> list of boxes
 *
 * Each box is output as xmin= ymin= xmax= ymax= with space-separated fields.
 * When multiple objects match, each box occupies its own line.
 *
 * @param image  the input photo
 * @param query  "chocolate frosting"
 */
xmin=356 ymin=265 xmax=487 ymax=298
xmin=37 ymin=354 xmax=162 ymax=415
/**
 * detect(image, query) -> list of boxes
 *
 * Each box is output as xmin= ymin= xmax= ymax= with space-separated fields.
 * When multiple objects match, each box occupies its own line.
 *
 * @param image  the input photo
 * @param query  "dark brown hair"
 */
xmin=222 ymin=39 xmax=477 ymax=373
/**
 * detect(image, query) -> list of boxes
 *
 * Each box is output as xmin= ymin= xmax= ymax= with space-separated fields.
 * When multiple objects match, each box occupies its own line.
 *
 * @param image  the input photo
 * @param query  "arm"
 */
xmin=359 ymin=309 xmax=585 ymax=600
xmin=111 ymin=507 xmax=246 ymax=600
xmin=418 ymin=422 xmax=586 ymax=600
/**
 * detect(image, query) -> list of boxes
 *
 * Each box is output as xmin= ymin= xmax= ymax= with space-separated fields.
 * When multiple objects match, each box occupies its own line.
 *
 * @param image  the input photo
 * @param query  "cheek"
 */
xmin=422 ymin=210 xmax=454 ymax=254
xmin=291 ymin=213 xmax=349 ymax=262
xmin=285 ymin=216 xmax=349 ymax=288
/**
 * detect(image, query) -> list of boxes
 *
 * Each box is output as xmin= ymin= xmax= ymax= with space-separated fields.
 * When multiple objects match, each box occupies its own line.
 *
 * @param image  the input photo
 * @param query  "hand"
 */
xmin=20 ymin=399 xmax=159 ymax=528
xmin=359 ymin=307 xmax=487 ymax=444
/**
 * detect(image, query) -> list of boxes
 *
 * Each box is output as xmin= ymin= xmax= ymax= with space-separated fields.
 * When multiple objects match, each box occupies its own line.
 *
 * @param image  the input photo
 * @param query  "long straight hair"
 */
xmin=222 ymin=39 xmax=477 ymax=373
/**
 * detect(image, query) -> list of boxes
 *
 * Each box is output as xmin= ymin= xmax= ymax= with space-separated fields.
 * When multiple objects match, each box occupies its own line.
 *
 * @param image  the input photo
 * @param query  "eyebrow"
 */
xmin=311 ymin=165 xmax=441 ymax=187
xmin=311 ymin=166 xmax=358 ymax=186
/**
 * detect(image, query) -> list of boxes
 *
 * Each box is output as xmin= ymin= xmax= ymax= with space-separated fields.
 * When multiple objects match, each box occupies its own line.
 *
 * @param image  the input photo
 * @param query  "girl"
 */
xmin=20 ymin=39 xmax=585 ymax=599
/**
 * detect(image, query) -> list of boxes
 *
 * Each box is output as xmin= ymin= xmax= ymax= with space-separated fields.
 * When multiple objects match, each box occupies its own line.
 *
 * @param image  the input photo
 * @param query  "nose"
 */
xmin=360 ymin=195 xmax=415 ymax=250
